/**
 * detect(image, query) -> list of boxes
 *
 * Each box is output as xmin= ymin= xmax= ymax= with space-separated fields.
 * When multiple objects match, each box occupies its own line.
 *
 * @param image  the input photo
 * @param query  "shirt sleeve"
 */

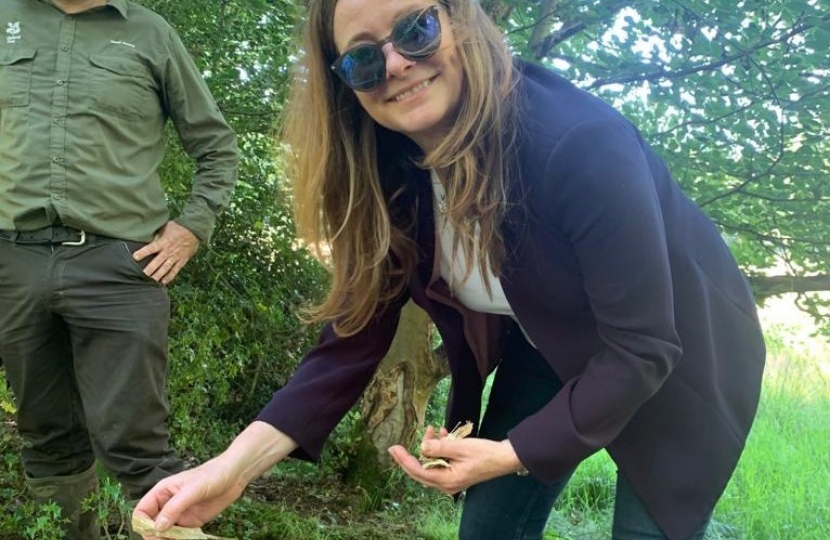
xmin=159 ymin=27 xmax=239 ymax=244
xmin=508 ymin=118 xmax=683 ymax=483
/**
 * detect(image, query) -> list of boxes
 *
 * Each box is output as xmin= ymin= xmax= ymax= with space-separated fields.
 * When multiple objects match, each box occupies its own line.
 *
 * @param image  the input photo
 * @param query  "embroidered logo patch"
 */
xmin=6 ymin=22 xmax=22 ymax=44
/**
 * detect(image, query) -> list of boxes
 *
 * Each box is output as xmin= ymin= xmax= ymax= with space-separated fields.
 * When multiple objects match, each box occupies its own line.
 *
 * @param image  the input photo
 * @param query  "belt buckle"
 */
xmin=61 ymin=230 xmax=86 ymax=246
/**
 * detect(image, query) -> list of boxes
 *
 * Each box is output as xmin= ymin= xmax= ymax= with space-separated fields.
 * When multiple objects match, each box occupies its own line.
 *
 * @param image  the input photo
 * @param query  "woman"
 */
xmin=135 ymin=0 xmax=766 ymax=539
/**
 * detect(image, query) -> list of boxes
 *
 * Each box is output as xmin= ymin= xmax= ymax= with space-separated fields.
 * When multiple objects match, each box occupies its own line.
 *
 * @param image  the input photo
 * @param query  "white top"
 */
xmin=431 ymin=172 xmax=536 ymax=347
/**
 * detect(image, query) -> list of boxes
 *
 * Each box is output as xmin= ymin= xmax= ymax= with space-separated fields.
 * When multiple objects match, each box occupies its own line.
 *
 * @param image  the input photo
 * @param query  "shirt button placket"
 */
xmin=50 ymin=19 xmax=75 ymax=212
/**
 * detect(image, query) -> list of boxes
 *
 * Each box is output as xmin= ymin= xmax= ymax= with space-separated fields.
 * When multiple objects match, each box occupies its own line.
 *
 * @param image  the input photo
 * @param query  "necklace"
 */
xmin=431 ymin=175 xmax=448 ymax=215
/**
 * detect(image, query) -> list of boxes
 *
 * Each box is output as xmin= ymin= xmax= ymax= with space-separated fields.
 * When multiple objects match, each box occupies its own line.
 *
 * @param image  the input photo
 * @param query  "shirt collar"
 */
xmin=42 ymin=0 xmax=129 ymax=19
xmin=107 ymin=0 xmax=128 ymax=18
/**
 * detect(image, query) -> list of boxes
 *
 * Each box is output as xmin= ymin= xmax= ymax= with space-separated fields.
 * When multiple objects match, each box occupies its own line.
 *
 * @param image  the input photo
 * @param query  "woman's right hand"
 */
xmin=133 ymin=456 xmax=246 ymax=537
xmin=133 ymin=421 xmax=299 ymax=538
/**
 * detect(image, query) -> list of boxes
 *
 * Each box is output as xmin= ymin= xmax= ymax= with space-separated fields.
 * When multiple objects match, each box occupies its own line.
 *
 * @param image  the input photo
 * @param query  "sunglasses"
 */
xmin=330 ymin=5 xmax=443 ymax=92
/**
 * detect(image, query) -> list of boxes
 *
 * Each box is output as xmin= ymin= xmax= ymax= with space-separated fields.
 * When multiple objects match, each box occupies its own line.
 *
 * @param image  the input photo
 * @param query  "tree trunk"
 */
xmin=344 ymin=301 xmax=448 ymax=492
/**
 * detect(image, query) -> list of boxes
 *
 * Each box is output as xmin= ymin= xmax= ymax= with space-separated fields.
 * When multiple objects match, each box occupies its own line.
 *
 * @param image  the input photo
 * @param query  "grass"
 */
xmin=536 ymin=309 xmax=830 ymax=540
xmin=535 ymin=303 xmax=830 ymax=540
xmin=711 ymin=319 xmax=830 ymax=540
xmin=406 ymin=301 xmax=830 ymax=540
xmin=1 ymin=300 xmax=828 ymax=539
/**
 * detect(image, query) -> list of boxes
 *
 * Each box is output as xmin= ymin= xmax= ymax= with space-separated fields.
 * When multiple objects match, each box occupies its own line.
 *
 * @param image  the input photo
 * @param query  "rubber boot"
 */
xmin=26 ymin=465 xmax=101 ymax=540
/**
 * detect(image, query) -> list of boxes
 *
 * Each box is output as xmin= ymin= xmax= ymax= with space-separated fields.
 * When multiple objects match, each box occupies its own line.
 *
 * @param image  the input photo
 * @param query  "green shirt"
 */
xmin=0 ymin=0 xmax=238 ymax=243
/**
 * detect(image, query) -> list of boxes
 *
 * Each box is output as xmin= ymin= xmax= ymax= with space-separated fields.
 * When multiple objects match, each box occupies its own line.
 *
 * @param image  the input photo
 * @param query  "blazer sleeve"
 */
xmin=255 ymin=290 xmax=409 ymax=461
xmin=508 ymin=118 xmax=683 ymax=483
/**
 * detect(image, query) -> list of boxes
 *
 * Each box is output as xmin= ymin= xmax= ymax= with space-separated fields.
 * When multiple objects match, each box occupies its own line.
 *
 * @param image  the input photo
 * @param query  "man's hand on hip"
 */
xmin=133 ymin=221 xmax=200 ymax=285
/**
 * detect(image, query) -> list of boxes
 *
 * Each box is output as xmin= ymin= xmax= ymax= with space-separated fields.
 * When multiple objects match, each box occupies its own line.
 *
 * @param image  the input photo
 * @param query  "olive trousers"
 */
xmin=0 ymin=236 xmax=183 ymax=500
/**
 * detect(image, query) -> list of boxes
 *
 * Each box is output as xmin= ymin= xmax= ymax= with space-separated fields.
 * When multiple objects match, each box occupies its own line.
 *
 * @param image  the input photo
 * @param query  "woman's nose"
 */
xmin=382 ymin=42 xmax=416 ymax=79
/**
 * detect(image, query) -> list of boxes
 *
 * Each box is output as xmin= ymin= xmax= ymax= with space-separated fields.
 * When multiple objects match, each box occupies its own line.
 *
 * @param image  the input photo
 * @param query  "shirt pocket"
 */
xmin=0 ymin=47 xmax=37 ymax=108
xmin=87 ymin=53 xmax=158 ymax=120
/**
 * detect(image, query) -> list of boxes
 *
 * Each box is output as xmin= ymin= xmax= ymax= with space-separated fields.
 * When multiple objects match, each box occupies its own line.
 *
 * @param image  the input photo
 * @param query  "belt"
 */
xmin=0 ymin=225 xmax=91 ymax=245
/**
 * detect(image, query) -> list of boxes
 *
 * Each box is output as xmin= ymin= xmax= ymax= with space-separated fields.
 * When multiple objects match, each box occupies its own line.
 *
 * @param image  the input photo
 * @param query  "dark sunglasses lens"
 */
xmin=335 ymin=45 xmax=386 ymax=91
xmin=394 ymin=7 xmax=442 ymax=57
xmin=332 ymin=6 xmax=442 ymax=91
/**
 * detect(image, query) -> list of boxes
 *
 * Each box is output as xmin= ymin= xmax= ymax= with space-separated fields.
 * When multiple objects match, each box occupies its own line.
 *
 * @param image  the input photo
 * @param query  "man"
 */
xmin=0 ymin=0 xmax=239 ymax=538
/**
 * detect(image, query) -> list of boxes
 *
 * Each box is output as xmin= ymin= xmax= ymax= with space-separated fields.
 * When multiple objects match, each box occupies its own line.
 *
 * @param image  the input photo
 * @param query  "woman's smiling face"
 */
xmin=332 ymin=0 xmax=464 ymax=151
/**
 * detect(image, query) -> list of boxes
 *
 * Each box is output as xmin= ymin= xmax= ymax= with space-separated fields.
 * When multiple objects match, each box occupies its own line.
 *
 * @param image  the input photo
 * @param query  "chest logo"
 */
xmin=6 ymin=22 xmax=21 ymax=44
xmin=109 ymin=39 xmax=136 ymax=48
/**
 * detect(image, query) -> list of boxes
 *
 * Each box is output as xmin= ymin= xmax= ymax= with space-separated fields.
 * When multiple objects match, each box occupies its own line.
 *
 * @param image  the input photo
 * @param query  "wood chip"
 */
xmin=131 ymin=515 xmax=236 ymax=540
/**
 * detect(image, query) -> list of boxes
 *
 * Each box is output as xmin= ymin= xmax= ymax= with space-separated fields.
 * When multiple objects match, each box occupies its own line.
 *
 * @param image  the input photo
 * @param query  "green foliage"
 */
xmin=2 ymin=322 xmax=828 ymax=538
xmin=132 ymin=1 xmax=330 ymax=459
xmin=81 ymin=476 xmax=132 ymax=540
xmin=493 ymin=0 xmax=830 ymax=318
xmin=162 ymin=147 xmax=328 ymax=456
xmin=424 ymin=376 xmax=451 ymax=428
xmin=145 ymin=0 xmax=300 ymax=134
xmin=21 ymin=502 xmax=66 ymax=540
xmin=320 ymin=409 xmax=367 ymax=479
xmin=0 ymin=377 xmax=14 ymax=416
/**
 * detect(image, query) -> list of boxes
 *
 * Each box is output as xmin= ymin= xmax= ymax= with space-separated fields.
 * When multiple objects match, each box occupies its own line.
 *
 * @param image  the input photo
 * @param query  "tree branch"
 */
xmin=749 ymin=274 xmax=830 ymax=302
xmin=715 ymin=221 xmax=830 ymax=247
xmin=586 ymin=13 xmax=830 ymax=90
xmin=532 ymin=0 xmax=635 ymax=59
xmin=528 ymin=0 xmax=559 ymax=56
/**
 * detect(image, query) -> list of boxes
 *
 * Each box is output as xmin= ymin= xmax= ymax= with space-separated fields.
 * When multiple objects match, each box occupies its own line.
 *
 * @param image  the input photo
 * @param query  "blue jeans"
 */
xmin=458 ymin=331 xmax=711 ymax=540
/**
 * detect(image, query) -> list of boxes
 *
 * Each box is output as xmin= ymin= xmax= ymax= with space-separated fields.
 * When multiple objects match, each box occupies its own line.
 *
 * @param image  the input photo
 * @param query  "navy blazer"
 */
xmin=258 ymin=61 xmax=766 ymax=540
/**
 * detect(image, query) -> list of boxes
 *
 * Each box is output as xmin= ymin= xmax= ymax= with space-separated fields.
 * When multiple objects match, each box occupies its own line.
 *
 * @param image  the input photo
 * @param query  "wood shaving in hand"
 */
xmin=418 ymin=421 xmax=473 ymax=469
xmin=131 ymin=515 xmax=236 ymax=540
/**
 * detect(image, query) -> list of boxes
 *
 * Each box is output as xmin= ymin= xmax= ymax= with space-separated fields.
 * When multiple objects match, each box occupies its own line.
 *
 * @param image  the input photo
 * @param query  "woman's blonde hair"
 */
xmin=283 ymin=0 xmax=519 ymax=336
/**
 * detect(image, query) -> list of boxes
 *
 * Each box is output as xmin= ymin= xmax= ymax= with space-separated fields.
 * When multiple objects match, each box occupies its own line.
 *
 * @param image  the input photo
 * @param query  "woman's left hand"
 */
xmin=387 ymin=426 xmax=525 ymax=495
